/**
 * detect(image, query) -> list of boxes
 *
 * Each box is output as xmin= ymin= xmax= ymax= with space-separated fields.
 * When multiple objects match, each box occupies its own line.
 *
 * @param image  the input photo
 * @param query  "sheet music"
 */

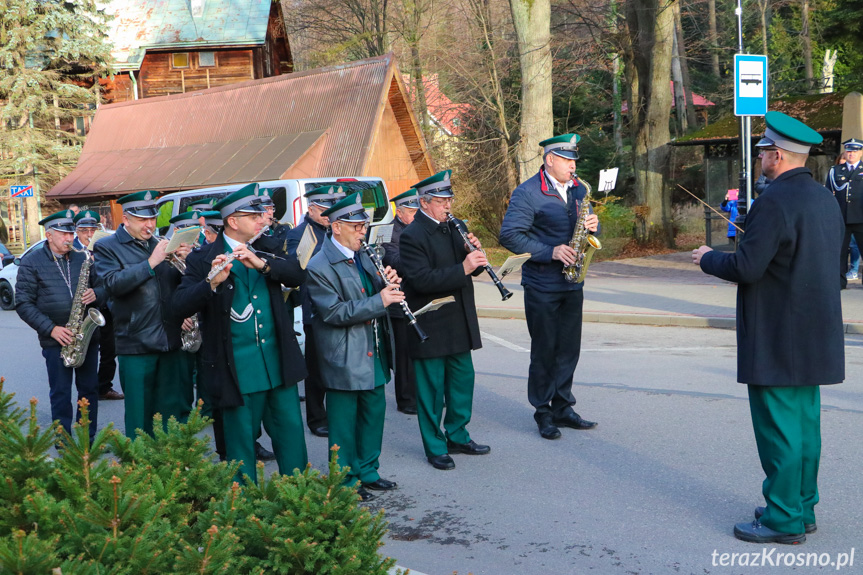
xmin=166 ymin=226 xmax=201 ymax=253
xmin=297 ymin=224 xmax=318 ymax=270
xmin=497 ymin=253 xmax=531 ymax=279
xmin=414 ymin=296 xmax=455 ymax=316
xmin=368 ymin=223 xmax=394 ymax=245
xmin=89 ymin=229 xmax=113 ymax=249
xmin=598 ymin=168 xmax=619 ymax=193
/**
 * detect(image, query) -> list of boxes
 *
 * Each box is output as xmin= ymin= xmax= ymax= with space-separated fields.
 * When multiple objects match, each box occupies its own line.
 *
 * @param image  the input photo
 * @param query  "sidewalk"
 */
xmin=474 ymin=251 xmax=863 ymax=334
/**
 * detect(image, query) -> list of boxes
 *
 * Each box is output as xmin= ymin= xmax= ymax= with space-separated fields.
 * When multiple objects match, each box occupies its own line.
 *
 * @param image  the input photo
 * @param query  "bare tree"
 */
xmin=707 ymin=0 xmax=720 ymax=78
xmin=392 ymin=0 xmax=434 ymax=132
xmin=800 ymin=0 xmax=814 ymax=91
xmin=286 ymin=0 xmax=391 ymax=65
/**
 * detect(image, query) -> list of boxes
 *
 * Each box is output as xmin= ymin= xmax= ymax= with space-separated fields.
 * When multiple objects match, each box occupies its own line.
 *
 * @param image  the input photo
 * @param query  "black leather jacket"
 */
xmin=16 ymin=242 xmax=104 ymax=348
xmin=93 ymin=225 xmax=183 ymax=355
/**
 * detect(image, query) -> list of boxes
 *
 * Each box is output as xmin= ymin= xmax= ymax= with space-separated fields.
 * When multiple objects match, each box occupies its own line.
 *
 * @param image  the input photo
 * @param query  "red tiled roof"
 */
xmin=403 ymin=74 xmax=472 ymax=136
xmin=622 ymin=81 xmax=715 ymax=113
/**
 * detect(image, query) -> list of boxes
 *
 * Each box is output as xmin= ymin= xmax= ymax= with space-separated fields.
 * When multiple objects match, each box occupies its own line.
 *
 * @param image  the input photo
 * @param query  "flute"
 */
xmin=446 ymin=214 xmax=513 ymax=301
xmin=360 ymin=240 xmax=428 ymax=343
xmin=206 ymin=225 xmax=270 ymax=281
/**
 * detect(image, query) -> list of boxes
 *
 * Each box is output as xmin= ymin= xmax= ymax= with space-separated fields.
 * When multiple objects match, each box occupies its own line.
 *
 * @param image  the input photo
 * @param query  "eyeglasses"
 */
xmin=232 ymin=213 xmax=266 ymax=220
xmin=339 ymin=222 xmax=368 ymax=232
xmin=758 ymin=148 xmax=780 ymax=158
xmin=429 ymin=197 xmax=454 ymax=206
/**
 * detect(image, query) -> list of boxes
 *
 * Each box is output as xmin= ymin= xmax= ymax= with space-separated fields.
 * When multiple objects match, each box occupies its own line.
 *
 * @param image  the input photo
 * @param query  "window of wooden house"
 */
xmin=171 ymin=53 xmax=190 ymax=69
xmin=199 ymin=51 xmax=216 ymax=67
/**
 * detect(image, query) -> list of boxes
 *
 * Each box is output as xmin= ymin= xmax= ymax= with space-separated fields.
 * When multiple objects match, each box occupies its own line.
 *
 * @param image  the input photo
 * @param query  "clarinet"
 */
xmin=360 ymin=240 xmax=428 ymax=343
xmin=446 ymin=214 xmax=513 ymax=301
xmin=206 ymin=226 xmax=270 ymax=281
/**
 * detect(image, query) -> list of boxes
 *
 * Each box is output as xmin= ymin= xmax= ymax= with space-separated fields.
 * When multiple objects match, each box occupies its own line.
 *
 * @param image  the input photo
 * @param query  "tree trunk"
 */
xmin=673 ymin=2 xmax=697 ymax=129
xmin=707 ymin=0 xmax=720 ymax=79
xmin=759 ymin=0 xmax=769 ymax=55
xmin=801 ymin=0 xmax=814 ymax=91
xmin=509 ymin=0 xmax=553 ymax=182
xmin=671 ymin=30 xmax=687 ymax=135
xmin=410 ymin=44 xmax=429 ymax=133
xmin=612 ymin=55 xmax=624 ymax=156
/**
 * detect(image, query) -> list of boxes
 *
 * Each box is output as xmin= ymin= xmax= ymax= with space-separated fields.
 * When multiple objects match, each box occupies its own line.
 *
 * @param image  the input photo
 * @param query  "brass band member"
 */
xmin=174 ymin=184 xmax=308 ymax=484
xmin=93 ymin=191 xmax=194 ymax=439
xmin=306 ymin=192 xmax=401 ymax=500
xmin=16 ymin=210 xmax=103 ymax=440
xmin=398 ymin=170 xmax=491 ymax=471
xmin=73 ymin=209 xmax=124 ymax=402
xmin=499 ymin=134 xmax=600 ymax=440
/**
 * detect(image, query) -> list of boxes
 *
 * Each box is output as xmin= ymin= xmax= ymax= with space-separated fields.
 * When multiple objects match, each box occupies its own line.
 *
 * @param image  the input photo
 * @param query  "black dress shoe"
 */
xmin=446 ymin=439 xmax=490 ymax=455
xmin=362 ymin=478 xmax=398 ymax=491
xmin=255 ymin=441 xmax=276 ymax=461
xmin=310 ymin=425 xmax=329 ymax=437
xmin=427 ymin=454 xmax=455 ymax=470
xmin=100 ymin=389 xmax=125 ymax=400
xmin=356 ymin=487 xmax=375 ymax=502
xmin=398 ymin=405 xmax=418 ymax=415
xmin=537 ymin=415 xmax=561 ymax=440
xmin=755 ymin=506 xmax=816 ymax=534
xmin=553 ymin=412 xmax=598 ymax=430
xmin=734 ymin=520 xmax=805 ymax=544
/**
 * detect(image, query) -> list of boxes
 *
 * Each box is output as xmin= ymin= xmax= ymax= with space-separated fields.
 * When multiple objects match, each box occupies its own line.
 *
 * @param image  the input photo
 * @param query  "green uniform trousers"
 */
xmin=118 ymin=350 xmax=194 ymax=439
xmin=222 ymin=383 xmax=307 ymax=485
xmin=748 ymin=384 xmax=821 ymax=534
xmin=327 ymin=386 xmax=386 ymax=487
xmin=414 ymin=351 xmax=475 ymax=458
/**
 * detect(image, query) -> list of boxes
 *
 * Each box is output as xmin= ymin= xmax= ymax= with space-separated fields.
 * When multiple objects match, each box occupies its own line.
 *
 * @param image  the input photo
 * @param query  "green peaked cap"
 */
xmin=392 ymin=188 xmax=420 ymax=209
xmin=213 ymin=183 xmax=264 ymax=218
xmin=321 ymin=192 xmax=369 ymax=222
xmin=755 ymin=111 xmax=823 ymax=153
xmin=539 ymin=133 xmax=580 ymax=160
xmin=304 ymin=185 xmax=345 ymax=207
xmin=200 ymin=210 xmax=223 ymax=227
xmin=413 ymin=170 xmax=453 ymax=198
xmin=118 ymin=190 xmax=160 ymax=217
xmin=169 ymin=210 xmax=200 ymax=227
xmin=39 ymin=210 xmax=77 ymax=232
xmin=73 ymin=209 xmax=100 ymax=227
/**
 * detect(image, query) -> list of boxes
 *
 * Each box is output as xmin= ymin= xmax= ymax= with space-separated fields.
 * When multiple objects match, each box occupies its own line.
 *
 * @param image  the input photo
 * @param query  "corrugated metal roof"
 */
xmin=102 ymin=0 xmax=271 ymax=70
xmin=50 ymin=55 xmax=400 ymax=200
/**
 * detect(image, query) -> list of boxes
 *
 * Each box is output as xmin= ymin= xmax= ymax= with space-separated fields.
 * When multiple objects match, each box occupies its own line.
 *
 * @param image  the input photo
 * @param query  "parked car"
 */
xmin=0 ymin=242 xmax=14 ymax=269
xmin=0 ymin=240 xmax=45 ymax=310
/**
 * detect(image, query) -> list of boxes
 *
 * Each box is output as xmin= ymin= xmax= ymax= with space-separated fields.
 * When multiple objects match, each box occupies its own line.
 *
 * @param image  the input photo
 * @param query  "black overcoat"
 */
xmin=700 ymin=167 xmax=844 ymax=387
xmin=398 ymin=212 xmax=482 ymax=359
xmin=173 ymin=233 xmax=308 ymax=408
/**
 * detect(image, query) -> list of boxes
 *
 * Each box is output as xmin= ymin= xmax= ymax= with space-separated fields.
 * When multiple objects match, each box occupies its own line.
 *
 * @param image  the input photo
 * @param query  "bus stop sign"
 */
xmin=734 ymin=54 xmax=768 ymax=116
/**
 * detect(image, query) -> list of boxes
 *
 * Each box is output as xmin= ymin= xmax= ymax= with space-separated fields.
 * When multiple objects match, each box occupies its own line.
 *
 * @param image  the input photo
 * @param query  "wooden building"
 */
xmin=99 ymin=0 xmax=292 ymax=104
xmin=48 ymin=54 xmax=434 ymax=225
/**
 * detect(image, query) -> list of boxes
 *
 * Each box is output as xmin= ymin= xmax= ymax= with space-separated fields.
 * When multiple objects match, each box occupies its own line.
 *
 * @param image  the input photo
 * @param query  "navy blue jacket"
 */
xmin=700 ymin=167 xmax=844 ymax=387
xmin=826 ymin=161 xmax=863 ymax=224
xmin=16 ymin=242 xmax=104 ymax=348
xmin=499 ymin=168 xmax=597 ymax=292
xmin=285 ymin=216 xmax=329 ymax=324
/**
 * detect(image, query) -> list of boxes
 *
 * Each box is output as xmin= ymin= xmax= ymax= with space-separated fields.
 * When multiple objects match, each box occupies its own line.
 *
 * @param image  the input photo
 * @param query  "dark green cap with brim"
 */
xmin=257 ymin=188 xmax=275 ymax=206
xmin=321 ymin=192 xmax=369 ymax=223
xmin=188 ymin=199 xmax=214 ymax=212
xmin=304 ymin=185 xmax=345 ymax=208
xmin=118 ymin=190 xmax=160 ymax=218
xmin=213 ymin=183 xmax=265 ymax=218
xmin=413 ymin=170 xmax=453 ymax=198
xmin=540 ymin=134 xmax=580 ymax=160
xmin=200 ymin=210 xmax=223 ymax=228
xmin=170 ymin=210 xmax=200 ymax=228
xmin=39 ymin=210 xmax=77 ymax=233
xmin=392 ymin=188 xmax=420 ymax=209
xmin=755 ymin=111 xmax=823 ymax=153
xmin=73 ymin=209 xmax=100 ymax=228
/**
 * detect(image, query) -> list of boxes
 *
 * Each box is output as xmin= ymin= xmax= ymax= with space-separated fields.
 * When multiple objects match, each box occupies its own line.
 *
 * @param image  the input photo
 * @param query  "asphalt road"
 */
xmin=1 ymin=311 xmax=861 ymax=574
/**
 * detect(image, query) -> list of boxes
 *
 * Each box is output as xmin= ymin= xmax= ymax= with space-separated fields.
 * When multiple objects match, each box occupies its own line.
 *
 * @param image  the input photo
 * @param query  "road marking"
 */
xmin=582 ymin=346 xmax=731 ymax=353
xmin=480 ymin=332 xmax=530 ymax=352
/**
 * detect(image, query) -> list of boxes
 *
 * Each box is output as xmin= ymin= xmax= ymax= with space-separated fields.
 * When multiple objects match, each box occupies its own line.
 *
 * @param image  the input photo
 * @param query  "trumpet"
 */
xmin=446 ymin=214 xmax=513 ymax=301
xmin=206 ymin=225 xmax=270 ymax=281
xmin=360 ymin=240 xmax=428 ymax=343
xmin=153 ymin=232 xmax=198 ymax=274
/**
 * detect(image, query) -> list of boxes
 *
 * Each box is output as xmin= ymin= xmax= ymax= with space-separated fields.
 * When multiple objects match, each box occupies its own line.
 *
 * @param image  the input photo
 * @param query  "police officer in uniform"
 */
xmin=381 ymin=188 xmax=420 ymax=414
xmin=826 ymin=138 xmax=863 ymax=288
xmin=306 ymin=192 xmax=401 ymax=501
xmin=399 ymin=170 xmax=491 ymax=471
xmin=174 ymin=184 xmax=308 ymax=484
xmin=94 ymin=191 xmax=194 ymax=439
xmin=693 ymin=112 xmax=844 ymax=544
xmin=499 ymin=134 xmax=600 ymax=440
xmin=285 ymin=185 xmax=347 ymax=437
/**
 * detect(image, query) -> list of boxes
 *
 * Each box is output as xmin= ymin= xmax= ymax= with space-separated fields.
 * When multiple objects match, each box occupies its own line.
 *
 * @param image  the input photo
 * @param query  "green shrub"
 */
xmin=0 ymin=377 xmax=401 ymax=575
xmin=594 ymin=198 xmax=635 ymax=239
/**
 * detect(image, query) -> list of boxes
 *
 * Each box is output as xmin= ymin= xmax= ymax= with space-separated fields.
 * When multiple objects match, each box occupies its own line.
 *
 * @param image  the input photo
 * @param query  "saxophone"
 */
xmin=61 ymin=246 xmax=106 ymax=368
xmin=562 ymin=175 xmax=602 ymax=284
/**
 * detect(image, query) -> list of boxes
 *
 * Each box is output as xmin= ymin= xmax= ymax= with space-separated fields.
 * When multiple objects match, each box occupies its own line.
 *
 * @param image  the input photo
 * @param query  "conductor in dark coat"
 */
xmin=398 ymin=170 xmax=490 ymax=471
xmin=693 ymin=111 xmax=844 ymax=545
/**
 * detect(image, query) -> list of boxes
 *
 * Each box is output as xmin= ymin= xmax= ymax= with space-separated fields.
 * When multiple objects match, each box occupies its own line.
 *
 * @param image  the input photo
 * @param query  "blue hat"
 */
xmin=73 ymin=209 xmax=100 ymax=228
xmin=540 ymin=134 xmax=580 ymax=160
xmin=321 ymin=192 xmax=369 ymax=223
xmin=755 ymin=111 xmax=823 ymax=154
xmin=39 ymin=210 xmax=76 ymax=233
xmin=200 ymin=210 xmax=223 ymax=229
xmin=843 ymin=138 xmax=863 ymax=151
xmin=305 ymin=185 xmax=345 ymax=208
xmin=213 ymin=183 xmax=265 ymax=218
xmin=118 ymin=190 xmax=160 ymax=218
xmin=413 ymin=170 xmax=453 ymax=198
xmin=169 ymin=210 xmax=200 ymax=228
xmin=392 ymin=188 xmax=420 ymax=209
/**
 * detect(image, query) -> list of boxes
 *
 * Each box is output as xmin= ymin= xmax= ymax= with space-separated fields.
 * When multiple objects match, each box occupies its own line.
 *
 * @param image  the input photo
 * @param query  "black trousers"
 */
xmin=523 ymin=286 xmax=584 ymax=422
xmin=42 ymin=342 xmax=99 ymax=440
xmin=303 ymin=323 xmax=327 ymax=429
xmin=841 ymin=223 xmax=863 ymax=288
xmin=97 ymin=307 xmax=117 ymax=394
xmin=390 ymin=316 xmax=417 ymax=410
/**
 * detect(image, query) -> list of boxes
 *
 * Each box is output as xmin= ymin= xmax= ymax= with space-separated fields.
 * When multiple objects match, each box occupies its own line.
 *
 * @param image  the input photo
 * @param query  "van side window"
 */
xmin=157 ymin=201 xmax=174 ymax=229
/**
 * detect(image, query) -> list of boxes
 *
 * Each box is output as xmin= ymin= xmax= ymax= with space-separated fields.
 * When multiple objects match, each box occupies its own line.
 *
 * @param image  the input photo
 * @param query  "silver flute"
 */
xmin=206 ymin=225 xmax=270 ymax=281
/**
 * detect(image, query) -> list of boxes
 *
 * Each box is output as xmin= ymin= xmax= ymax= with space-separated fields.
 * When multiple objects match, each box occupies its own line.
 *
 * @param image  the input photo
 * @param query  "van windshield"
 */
xmin=303 ymin=180 xmax=388 ymax=222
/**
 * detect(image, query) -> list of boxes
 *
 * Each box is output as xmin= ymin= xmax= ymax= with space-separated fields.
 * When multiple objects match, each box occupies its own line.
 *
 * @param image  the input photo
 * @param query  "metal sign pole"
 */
xmin=735 ymin=0 xmax=749 ymax=228
xmin=19 ymin=197 xmax=26 ymax=248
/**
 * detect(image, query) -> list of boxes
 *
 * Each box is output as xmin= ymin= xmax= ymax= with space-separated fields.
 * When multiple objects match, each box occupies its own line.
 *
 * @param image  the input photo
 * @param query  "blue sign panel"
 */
xmin=734 ymin=54 xmax=769 ymax=116
xmin=10 ymin=185 xmax=33 ymax=198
